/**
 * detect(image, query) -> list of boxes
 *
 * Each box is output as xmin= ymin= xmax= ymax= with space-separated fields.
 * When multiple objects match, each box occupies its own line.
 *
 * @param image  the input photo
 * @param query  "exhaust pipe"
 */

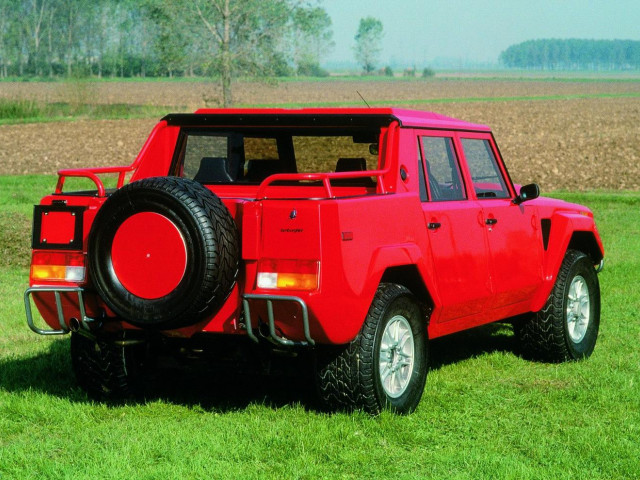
xmin=258 ymin=322 xmax=271 ymax=339
xmin=69 ymin=317 xmax=81 ymax=332
xmin=69 ymin=316 xmax=98 ymax=333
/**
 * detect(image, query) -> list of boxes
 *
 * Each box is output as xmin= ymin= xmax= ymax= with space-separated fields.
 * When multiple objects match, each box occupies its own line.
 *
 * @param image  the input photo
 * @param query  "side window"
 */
xmin=183 ymin=135 xmax=231 ymax=182
xmin=417 ymin=139 xmax=428 ymax=201
xmin=420 ymin=136 xmax=466 ymax=201
xmin=461 ymin=138 xmax=509 ymax=199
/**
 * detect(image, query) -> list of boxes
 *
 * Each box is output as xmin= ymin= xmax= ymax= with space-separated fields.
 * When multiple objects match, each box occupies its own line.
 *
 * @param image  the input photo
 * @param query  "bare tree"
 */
xmin=189 ymin=0 xmax=296 ymax=106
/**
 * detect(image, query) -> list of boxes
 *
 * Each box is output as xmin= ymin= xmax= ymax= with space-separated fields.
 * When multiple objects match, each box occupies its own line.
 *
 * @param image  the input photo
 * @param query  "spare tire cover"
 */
xmin=89 ymin=177 xmax=239 ymax=329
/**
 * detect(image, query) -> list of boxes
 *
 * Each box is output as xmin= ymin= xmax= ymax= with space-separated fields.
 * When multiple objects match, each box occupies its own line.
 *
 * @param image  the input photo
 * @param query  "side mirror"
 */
xmin=513 ymin=183 xmax=540 ymax=205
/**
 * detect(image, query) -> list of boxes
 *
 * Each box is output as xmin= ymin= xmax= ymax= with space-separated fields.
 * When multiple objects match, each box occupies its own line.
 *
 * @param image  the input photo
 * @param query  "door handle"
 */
xmin=427 ymin=222 xmax=441 ymax=230
xmin=485 ymin=218 xmax=498 ymax=226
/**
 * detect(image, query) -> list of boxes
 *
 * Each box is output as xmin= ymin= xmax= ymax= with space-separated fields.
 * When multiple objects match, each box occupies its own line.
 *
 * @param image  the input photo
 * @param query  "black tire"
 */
xmin=70 ymin=332 xmax=149 ymax=401
xmin=515 ymin=249 xmax=600 ymax=362
xmin=89 ymin=177 xmax=239 ymax=330
xmin=315 ymin=283 xmax=428 ymax=414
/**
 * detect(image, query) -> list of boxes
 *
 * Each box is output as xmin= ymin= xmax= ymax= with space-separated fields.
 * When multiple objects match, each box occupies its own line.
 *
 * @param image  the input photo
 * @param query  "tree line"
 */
xmin=0 ymin=0 xmax=335 ymax=83
xmin=500 ymin=39 xmax=640 ymax=70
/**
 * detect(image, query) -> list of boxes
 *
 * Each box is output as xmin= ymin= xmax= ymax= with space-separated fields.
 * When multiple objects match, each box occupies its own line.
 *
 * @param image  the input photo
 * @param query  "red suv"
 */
xmin=25 ymin=108 xmax=604 ymax=413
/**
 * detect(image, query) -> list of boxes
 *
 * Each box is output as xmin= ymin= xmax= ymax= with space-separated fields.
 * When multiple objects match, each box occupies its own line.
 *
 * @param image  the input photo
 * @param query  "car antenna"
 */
xmin=356 ymin=91 xmax=371 ymax=108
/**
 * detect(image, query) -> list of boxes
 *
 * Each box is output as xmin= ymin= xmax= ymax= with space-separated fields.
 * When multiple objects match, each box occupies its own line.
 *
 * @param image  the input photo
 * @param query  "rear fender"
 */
xmin=379 ymin=265 xmax=434 ymax=317
xmin=365 ymin=243 xmax=440 ymax=312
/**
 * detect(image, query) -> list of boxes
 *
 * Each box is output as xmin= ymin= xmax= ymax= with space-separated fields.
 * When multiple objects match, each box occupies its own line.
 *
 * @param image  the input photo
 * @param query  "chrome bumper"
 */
xmin=24 ymin=286 xmax=95 ymax=336
xmin=242 ymin=294 xmax=315 ymax=347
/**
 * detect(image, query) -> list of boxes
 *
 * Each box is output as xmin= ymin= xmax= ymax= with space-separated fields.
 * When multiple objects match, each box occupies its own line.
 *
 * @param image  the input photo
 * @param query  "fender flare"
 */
xmin=530 ymin=211 xmax=604 ymax=312
xmin=364 ymin=243 xmax=441 ymax=311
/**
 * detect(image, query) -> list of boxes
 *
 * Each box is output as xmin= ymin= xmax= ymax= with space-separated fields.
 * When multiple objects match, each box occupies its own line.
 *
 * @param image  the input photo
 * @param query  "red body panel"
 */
xmin=29 ymin=108 xmax=604 ymax=345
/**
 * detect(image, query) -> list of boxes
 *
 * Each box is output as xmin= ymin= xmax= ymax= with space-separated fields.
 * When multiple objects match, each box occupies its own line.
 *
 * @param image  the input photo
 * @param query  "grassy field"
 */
xmin=0 ymin=98 xmax=175 ymax=125
xmin=3 ymin=91 xmax=639 ymax=124
xmin=0 ymin=174 xmax=638 ymax=479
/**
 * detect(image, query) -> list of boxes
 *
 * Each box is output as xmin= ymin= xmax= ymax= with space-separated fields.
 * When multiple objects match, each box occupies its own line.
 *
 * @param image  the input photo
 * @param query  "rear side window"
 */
xmin=420 ymin=136 xmax=466 ymax=201
xmin=461 ymin=138 xmax=509 ymax=199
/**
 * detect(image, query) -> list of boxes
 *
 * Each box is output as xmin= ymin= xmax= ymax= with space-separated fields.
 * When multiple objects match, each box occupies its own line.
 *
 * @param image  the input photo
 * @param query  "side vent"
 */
xmin=541 ymin=218 xmax=551 ymax=250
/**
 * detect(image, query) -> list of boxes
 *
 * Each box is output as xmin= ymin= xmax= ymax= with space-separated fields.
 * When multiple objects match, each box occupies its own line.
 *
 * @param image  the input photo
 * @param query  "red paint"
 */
xmin=111 ymin=212 xmax=187 ymax=299
xmin=39 ymin=211 xmax=76 ymax=245
xmin=29 ymin=108 xmax=604 ymax=346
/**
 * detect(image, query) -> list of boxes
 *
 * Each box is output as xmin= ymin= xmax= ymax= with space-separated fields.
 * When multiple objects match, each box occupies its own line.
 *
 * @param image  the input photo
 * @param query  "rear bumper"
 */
xmin=24 ymin=286 xmax=95 ymax=336
xmin=242 ymin=294 xmax=315 ymax=347
xmin=25 ymin=287 xmax=318 ymax=347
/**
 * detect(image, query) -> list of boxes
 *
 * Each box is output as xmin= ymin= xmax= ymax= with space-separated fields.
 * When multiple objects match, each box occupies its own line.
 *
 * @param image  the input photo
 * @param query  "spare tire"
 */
xmin=89 ymin=177 xmax=239 ymax=329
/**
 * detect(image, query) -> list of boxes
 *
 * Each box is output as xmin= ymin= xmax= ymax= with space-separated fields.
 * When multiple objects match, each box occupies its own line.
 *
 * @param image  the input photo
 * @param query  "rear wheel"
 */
xmin=315 ymin=283 xmax=428 ymax=414
xmin=70 ymin=332 xmax=150 ymax=401
xmin=515 ymin=249 xmax=600 ymax=362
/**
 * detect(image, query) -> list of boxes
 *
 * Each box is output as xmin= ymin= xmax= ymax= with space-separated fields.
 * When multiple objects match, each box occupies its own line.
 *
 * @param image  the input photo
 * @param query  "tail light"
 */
xmin=30 ymin=251 xmax=86 ymax=283
xmin=257 ymin=259 xmax=319 ymax=291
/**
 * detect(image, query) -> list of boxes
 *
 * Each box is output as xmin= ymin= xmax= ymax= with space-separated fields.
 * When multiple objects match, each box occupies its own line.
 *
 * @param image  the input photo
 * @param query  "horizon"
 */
xmin=322 ymin=0 xmax=640 ymax=69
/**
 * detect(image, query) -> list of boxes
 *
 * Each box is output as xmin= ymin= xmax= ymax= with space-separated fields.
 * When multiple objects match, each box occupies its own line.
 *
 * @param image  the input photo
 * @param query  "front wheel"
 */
xmin=515 ymin=249 xmax=601 ymax=362
xmin=315 ymin=283 xmax=428 ymax=414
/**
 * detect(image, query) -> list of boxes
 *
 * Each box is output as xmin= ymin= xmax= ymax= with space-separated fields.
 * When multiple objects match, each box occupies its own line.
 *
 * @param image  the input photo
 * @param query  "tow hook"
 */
xmin=595 ymin=259 xmax=604 ymax=273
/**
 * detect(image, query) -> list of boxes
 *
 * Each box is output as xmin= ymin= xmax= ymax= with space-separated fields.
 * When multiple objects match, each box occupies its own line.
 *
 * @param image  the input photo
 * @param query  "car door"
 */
xmin=417 ymin=133 xmax=493 ymax=324
xmin=458 ymin=134 xmax=543 ymax=311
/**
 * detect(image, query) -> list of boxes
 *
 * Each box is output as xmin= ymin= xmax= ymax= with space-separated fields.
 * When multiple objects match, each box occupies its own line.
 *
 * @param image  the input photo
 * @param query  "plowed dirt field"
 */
xmin=1 ymin=79 xmax=639 ymax=191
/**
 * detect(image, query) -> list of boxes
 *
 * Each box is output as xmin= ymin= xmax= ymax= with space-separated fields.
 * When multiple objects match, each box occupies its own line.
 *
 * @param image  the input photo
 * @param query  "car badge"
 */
xmin=289 ymin=209 xmax=297 ymax=220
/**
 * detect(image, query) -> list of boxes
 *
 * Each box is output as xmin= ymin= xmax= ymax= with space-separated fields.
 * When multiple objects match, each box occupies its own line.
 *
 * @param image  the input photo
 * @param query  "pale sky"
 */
xmin=322 ymin=0 xmax=640 ymax=67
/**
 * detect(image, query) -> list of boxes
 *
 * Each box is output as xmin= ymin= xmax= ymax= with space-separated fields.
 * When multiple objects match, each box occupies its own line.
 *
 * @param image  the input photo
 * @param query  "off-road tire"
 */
xmin=315 ymin=283 xmax=428 ymax=414
xmin=515 ymin=249 xmax=600 ymax=362
xmin=70 ymin=332 xmax=150 ymax=401
xmin=89 ymin=177 xmax=239 ymax=330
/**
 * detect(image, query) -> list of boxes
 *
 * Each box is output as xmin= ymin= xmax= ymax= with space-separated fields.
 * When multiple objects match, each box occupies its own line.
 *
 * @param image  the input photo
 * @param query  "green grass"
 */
xmin=1 ymin=176 xmax=639 ymax=479
xmin=3 ymin=91 xmax=638 ymax=124
xmin=0 ymin=99 xmax=178 ymax=125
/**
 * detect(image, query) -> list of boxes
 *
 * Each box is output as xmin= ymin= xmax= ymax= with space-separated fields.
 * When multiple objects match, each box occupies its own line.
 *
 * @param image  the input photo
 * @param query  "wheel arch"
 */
xmin=568 ymin=231 xmax=604 ymax=264
xmin=379 ymin=265 xmax=434 ymax=325
xmin=531 ymin=211 xmax=604 ymax=312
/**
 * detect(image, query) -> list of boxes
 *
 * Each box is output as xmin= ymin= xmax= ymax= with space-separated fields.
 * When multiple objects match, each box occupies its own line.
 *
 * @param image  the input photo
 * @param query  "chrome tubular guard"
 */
xmin=242 ymin=294 xmax=315 ymax=347
xmin=24 ymin=287 xmax=94 ymax=336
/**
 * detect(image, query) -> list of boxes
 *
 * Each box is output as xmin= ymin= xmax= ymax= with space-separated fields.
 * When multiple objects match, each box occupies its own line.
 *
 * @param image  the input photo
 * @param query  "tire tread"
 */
xmin=316 ymin=283 xmax=427 ymax=414
xmin=516 ymin=249 xmax=600 ymax=362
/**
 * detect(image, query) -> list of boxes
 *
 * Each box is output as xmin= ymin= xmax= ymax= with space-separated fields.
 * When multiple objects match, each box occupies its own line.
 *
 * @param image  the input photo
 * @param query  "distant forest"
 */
xmin=500 ymin=39 xmax=640 ymax=70
xmin=0 ymin=0 xmax=334 ymax=79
